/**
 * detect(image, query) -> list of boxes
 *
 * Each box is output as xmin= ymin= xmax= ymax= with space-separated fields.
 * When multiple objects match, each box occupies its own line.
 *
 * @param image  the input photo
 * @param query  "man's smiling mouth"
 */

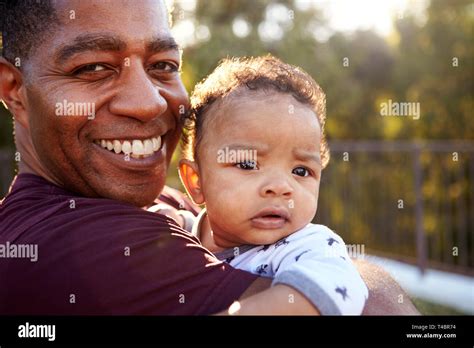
xmin=94 ymin=135 xmax=162 ymax=159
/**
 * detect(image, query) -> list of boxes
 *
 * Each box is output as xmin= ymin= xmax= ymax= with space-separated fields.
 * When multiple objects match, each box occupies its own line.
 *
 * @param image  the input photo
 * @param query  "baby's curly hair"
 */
xmin=182 ymin=55 xmax=330 ymax=168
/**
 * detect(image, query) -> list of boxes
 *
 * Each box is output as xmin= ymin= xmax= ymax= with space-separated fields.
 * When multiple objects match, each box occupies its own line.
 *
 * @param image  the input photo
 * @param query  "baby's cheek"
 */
xmin=208 ymin=189 xmax=241 ymax=219
xmin=297 ymin=192 xmax=318 ymax=221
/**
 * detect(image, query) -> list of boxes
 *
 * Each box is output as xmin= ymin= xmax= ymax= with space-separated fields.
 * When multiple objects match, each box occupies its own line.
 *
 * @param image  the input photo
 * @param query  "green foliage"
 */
xmin=412 ymin=297 xmax=468 ymax=315
xmin=173 ymin=0 xmax=473 ymax=141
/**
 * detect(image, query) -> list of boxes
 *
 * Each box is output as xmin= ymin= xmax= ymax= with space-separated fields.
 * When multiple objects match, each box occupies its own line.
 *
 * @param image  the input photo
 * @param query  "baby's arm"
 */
xmin=268 ymin=225 xmax=368 ymax=315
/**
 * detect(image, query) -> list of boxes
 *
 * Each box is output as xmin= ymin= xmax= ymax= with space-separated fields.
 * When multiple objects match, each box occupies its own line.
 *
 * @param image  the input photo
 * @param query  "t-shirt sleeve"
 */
xmin=86 ymin=211 xmax=256 ymax=315
xmin=1 ymin=200 xmax=257 ymax=315
xmin=270 ymin=226 xmax=368 ymax=315
xmin=155 ymin=185 xmax=201 ymax=216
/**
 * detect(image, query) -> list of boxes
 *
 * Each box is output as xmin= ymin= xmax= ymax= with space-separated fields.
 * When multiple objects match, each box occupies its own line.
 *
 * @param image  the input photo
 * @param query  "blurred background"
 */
xmin=1 ymin=0 xmax=473 ymax=314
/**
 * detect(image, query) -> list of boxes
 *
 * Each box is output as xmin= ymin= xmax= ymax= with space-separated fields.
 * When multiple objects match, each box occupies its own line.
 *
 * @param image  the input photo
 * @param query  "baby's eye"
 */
xmin=292 ymin=166 xmax=310 ymax=177
xmin=235 ymin=160 xmax=258 ymax=170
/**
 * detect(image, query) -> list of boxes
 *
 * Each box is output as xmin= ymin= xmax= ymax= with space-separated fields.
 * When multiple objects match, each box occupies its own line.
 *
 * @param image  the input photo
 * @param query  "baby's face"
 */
xmin=196 ymin=93 xmax=322 ymax=248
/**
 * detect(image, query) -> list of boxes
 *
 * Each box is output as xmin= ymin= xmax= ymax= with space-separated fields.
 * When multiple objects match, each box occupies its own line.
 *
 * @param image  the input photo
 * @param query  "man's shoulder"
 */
xmin=0 ymin=174 xmax=184 ymax=243
xmin=0 ymin=176 xmax=257 ymax=315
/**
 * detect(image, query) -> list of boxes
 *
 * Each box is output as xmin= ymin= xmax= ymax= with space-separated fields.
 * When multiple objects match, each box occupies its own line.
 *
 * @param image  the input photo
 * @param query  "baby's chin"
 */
xmin=242 ymin=217 xmax=315 ymax=245
xmin=242 ymin=228 xmax=295 ymax=246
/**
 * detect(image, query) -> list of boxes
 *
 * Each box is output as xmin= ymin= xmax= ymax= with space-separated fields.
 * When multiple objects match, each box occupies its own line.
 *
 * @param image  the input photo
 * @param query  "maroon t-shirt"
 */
xmin=0 ymin=174 xmax=257 ymax=315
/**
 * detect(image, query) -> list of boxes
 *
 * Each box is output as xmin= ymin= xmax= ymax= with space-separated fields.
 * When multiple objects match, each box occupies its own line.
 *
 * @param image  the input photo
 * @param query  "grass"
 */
xmin=412 ymin=297 xmax=469 ymax=315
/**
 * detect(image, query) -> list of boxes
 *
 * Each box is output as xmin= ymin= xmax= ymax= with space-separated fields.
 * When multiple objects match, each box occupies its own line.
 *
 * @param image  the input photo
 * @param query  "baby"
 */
xmin=178 ymin=55 xmax=368 ymax=315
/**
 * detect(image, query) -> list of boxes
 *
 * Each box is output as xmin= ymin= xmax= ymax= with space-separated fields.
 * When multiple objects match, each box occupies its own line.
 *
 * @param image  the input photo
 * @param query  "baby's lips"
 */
xmin=252 ymin=206 xmax=290 ymax=220
xmin=250 ymin=215 xmax=288 ymax=229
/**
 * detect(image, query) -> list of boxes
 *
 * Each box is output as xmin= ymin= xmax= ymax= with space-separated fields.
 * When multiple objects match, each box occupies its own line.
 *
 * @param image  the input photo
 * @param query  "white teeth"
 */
xmin=132 ymin=140 xmax=144 ymax=155
xmin=106 ymin=141 xmax=114 ymax=151
xmin=95 ymin=136 xmax=162 ymax=157
xmin=122 ymin=141 xmax=132 ymax=154
xmin=152 ymin=137 xmax=161 ymax=151
xmin=144 ymin=139 xmax=154 ymax=155
xmin=113 ymin=140 xmax=121 ymax=154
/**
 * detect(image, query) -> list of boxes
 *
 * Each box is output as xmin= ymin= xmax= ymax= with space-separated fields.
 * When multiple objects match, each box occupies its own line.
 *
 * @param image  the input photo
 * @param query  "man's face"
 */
xmin=21 ymin=0 xmax=188 ymax=206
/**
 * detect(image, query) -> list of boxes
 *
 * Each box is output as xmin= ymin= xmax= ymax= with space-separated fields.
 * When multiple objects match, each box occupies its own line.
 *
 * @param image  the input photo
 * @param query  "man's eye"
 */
xmin=235 ymin=160 xmax=257 ymax=170
xmin=150 ymin=61 xmax=179 ymax=73
xmin=73 ymin=64 xmax=107 ymax=75
xmin=292 ymin=167 xmax=310 ymax=177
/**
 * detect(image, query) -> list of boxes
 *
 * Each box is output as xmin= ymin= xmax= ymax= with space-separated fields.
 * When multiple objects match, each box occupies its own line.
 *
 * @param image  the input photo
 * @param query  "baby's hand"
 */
xmin=147 ymin=203 xmax=195 ymax=232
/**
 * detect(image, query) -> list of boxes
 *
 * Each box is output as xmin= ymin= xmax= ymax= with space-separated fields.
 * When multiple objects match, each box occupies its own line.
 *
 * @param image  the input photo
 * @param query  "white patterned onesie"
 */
xmin=192 ymin=210 xmax=369 ymax=315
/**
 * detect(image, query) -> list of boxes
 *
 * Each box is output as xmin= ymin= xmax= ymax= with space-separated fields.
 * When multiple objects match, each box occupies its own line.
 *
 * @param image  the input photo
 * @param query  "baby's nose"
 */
xmin=260 ymin=177 xmax=294 ymax=198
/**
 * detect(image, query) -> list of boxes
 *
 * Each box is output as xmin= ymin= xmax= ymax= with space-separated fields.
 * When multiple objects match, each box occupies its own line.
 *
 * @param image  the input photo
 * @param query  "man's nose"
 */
xmin=259 ymin=175 xmax=294 ymax=198
xmin=109 ymin=63 xmax=167 ymax=122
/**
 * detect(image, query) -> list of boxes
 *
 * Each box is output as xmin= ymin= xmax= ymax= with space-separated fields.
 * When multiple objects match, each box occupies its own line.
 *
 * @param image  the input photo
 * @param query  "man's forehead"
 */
xmin=49 ymin=0 xmax=175 ymax=59
xmin=53 ymin=0 xmax=170 ymax=36
xmin=55 ymin=0 xmax=168 ymax=17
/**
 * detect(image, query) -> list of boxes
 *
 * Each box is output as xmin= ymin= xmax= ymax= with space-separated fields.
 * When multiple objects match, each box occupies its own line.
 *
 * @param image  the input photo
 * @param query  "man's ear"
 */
xmin=178 ymin=159 xmax=205 ymax=205
xmin=0 ymin=57 xmax=29 ymax=129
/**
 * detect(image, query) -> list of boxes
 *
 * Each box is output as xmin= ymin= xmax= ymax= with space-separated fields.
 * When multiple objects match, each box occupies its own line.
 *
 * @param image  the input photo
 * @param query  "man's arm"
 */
xmin=218 ymin=278 xmax=320 ymax=315
xmin=151 ymin=192 xmax=419 ymax=315
xmin=219 ymin=260 xmax=420 ymax=315
xmin=355 ymin=259 xmax=420 ymax=315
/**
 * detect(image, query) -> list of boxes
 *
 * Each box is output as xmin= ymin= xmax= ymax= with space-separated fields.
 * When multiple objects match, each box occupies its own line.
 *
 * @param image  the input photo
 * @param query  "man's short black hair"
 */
xmin=1 ymin=0 xmax=59 ymax=67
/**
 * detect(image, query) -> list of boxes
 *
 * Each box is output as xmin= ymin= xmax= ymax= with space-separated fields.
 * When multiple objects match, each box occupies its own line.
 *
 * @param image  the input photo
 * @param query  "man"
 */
xmin=0 ymin=0 xmax=418 ymax=315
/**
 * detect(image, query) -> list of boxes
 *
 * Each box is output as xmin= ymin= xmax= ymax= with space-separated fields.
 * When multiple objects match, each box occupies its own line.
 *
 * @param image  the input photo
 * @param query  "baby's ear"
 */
xmin=178 ymin=159 xmax=205 ymax=205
